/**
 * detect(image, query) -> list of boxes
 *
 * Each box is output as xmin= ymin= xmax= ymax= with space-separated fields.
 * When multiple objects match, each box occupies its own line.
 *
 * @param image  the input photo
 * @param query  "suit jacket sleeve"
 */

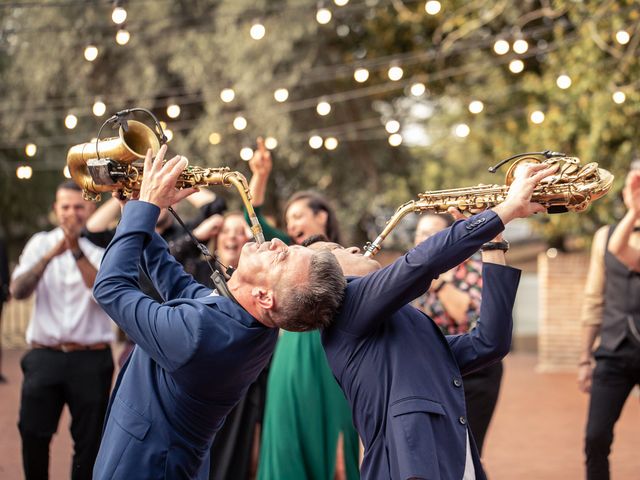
xmin=337 ymin=210 xmax=505 ymax=337
xmin=94 ymin=201 xmax=206 ymax=371
xmin=447 ymin=263 xmax=521 ymax=375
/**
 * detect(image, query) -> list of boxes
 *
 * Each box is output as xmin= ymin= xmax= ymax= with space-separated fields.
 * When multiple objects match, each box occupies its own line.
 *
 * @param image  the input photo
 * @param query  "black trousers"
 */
xmin=18 ymin=348 xmax=114 ymax=480
xmin=463 ymin=360 xmax=504 ymax=456
xmin=585 ymin=341 xmax=640 ymax=480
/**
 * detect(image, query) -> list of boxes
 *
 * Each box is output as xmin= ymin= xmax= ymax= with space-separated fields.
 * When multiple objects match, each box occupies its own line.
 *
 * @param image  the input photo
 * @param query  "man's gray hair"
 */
xmin=271 ymin=250 xmax=346 ymax=332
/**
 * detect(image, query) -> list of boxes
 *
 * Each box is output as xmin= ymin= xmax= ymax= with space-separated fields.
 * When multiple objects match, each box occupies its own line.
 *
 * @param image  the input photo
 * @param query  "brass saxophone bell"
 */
xmin=66 ymin=120 xmax=161 ymax=201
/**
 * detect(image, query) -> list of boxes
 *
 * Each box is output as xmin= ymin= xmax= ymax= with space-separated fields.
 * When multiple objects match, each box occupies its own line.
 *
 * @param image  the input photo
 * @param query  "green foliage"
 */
xmin=1 ymin=0 xmax=638 ymax=251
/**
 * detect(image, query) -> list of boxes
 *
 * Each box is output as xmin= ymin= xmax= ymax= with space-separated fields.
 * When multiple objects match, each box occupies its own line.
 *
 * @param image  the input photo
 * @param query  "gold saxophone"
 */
xmin=363 ymin=155 xmax=614 ymax=257
xmin=66 ymin=119 xmax=265 ymax=243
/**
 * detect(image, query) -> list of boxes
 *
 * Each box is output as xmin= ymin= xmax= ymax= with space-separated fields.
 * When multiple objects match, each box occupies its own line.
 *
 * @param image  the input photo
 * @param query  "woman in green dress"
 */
xmin=249 ymin=141 xmax=360 ymax=480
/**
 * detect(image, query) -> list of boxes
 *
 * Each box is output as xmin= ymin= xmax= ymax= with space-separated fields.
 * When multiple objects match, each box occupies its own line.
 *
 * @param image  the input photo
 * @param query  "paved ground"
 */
xmin=0 ymin=348 xmax=638 ymax=479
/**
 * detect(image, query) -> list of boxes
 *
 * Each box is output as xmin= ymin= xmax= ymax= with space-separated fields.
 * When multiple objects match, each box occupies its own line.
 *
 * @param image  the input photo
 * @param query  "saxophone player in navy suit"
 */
xmin=91 ymin=146 xmax=346 ymax=479
xmin=318 ymin=162 xmax=558 ymax=480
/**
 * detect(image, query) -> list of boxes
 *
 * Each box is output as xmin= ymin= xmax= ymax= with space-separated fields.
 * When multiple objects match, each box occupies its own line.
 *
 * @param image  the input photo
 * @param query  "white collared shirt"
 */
xmin=12 ymin=228 xmax=115 ymax=345
xmin=462 ymin=429 xmax=476 ymax=480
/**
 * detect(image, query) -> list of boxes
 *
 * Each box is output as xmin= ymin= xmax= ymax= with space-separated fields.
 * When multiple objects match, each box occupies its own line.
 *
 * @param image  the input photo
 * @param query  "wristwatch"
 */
xmin=480 ymin=240 xmax=510 ymax=252
xmin=71 ymin=249 xmax=85 ymax=261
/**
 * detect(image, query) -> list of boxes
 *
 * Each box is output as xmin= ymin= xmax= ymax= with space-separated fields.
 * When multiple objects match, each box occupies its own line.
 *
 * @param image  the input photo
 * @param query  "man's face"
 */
xmin=217 ymin=214 xmax=250 ymax=267
xmin=53 ymin=188 xmax=94 ymax=229
xmin=236 ymin=238 xmax=313 ymax=293
xmin=309 ymin=241 xmax=381 ymax=277
xmin=285 ymin=199 xmax=328 ymax=245
xmin=414 ymin=215 xmax=449 ymax=246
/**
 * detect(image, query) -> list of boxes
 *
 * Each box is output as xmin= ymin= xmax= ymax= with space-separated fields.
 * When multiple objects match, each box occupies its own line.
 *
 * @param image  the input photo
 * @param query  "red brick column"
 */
xmin=537 ymin=251 xmax=590 ymax=372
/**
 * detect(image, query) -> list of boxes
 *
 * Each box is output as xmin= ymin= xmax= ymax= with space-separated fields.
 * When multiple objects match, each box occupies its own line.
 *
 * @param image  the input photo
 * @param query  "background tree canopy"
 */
xmin=0 ymin=0 xmax=638 ymax=252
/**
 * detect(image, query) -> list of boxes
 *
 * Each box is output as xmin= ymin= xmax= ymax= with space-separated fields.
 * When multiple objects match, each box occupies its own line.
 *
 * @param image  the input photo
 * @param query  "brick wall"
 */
xmin=537 ymin=251 xmax=590 ymax=372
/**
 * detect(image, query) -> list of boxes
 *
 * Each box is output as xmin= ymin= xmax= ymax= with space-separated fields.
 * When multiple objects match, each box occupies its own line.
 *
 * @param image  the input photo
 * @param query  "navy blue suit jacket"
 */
xmin=322 ymin=210 xmax=521 ymax=480
xmin=92 ymin=202 xmax=278 ymax=479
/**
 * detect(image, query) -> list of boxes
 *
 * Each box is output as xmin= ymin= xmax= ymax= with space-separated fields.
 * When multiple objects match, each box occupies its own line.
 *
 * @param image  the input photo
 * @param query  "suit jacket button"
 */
xmin=453 ymin=378 xmax=462 ymax=387
xmin=459 ymin=416 xmax=466 ymax=425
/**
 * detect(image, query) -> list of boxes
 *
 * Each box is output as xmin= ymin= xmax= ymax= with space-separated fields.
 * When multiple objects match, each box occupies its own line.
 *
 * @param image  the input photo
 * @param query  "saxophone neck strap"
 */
xmin=211 ymin=270 xmax=239 ymax=304
xmin=167 ymin=206 xmax=235 ymax=279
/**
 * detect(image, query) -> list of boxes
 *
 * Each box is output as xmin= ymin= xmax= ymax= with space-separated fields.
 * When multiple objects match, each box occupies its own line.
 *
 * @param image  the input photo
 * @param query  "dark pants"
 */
xmin=18 ymin=348 xmax=114 ymax=480
xmin=464 ymin=360 xmax=504 ymax=456
xmin=585 ymin=342 xmax=640 ymax=480
xmin=209 ymin=365 xmax=269 ymax=480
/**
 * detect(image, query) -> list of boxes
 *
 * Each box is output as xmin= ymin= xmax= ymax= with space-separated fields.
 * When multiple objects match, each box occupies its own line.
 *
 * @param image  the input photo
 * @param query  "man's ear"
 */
xmin=251 ymin=286 xmax=275 ymax=310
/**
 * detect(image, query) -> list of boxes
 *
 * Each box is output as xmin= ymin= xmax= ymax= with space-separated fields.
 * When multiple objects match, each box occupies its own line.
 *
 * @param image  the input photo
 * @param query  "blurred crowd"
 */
xmin=0 ymin=143 xmax=639 ymax=480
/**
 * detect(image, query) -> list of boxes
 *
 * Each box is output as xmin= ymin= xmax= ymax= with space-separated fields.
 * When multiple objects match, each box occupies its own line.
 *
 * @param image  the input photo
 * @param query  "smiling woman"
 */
xmin=244 ymin=143 xmax=359 ymax=480
xmin=284 ymin=191 xmax=342 ymax=245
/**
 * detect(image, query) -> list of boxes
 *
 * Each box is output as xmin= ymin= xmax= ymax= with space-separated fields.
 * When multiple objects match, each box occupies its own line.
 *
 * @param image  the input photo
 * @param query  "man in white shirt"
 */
xmin=10 ymin=181 xmax=115 ymax=480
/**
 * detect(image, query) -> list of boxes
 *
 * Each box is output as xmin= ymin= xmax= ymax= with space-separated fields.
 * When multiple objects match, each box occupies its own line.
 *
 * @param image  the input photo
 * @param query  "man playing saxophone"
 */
xmin=91 ymin=146 xmax=346 ymax=479
xmin=316 ymin=162 xmax=557 ymax=480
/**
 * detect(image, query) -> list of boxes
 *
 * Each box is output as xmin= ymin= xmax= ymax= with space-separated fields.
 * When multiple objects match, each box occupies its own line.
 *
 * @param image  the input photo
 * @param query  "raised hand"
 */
xmin=193 ymin=214 xmax=224 ymax=242
xmin=622 ymin=170 xmax=640 ymax=216
xmin=139 ymin=145 xmax=198 ymax=209
xmin=249 ymin=137 xmax=272 ymax=177
xmin=493 ymin=162 xmax=559 ymax=225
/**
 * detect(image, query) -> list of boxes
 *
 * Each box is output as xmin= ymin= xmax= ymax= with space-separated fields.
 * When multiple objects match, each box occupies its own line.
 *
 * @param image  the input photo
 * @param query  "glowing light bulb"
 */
xmin=388 ymin=133 xmax=402 ymax=146
xmin=112 ymin=7 xmax=127 ymax=25
xmin=513 ymin=39 xmax=529 ymax=54
xmin=468 ymin=100 xmax=484 ymax=114
xmin=556 ymin=74 xmax=572 ymax=89
xmin=274 ymin=88 xmax=289 ymax=102
xmin=530 ymin=110 xmax=545 ymax=124
xmin=316 ymin=101 xmax=331 ymax=116
xmin=17 ymin=165 xmax=33 ymax=179
xmin=493 ymin=39 xmax=509 ymax=55
xmin=454 ymin=123 xmax=470 ymax=138
xmin=509 ymin=59 xmax=524 ymax=73
xmin=334 ymin=0 xmax=349 ymax=5
xmin=167 ymin=104 xmax=181 ymax=118
xmin=65 ymin=114 xmax=78 ymax=129
xmin=209 ymin=132 xmax=221 ymax=145
xmin=220 ymin=88 xmax=235 ymax=103
xmin=92 ymin=101 xmax=106 ymax=117
xmin=233 ymin=116 xmax=247 ymax=130
xmin=385 ymin=120 xmax=400 ymax=134
xmin=615 ymin=30 xmax=630 ymax=45
xmin=265 ymin=137 xmax=278 ymax=149
xmin=250 ymin=23 xmax=266 ymax=40
xmin=84 ymin=45 xmax=98 ymax=62
xmin=309 ymin=135 xmax=323 ymax=149
xmin=25 ymin=143 xmax=37 ymax=157
xmin=240 ymin=147 xmax=254 ymax=161
xmin=116 ymin=29 xmax=130 ymax=45
xmin=388 ymin=66 xmax=404 ymax=81
xmin=354 ymin=68 xmax=369 ymax=83
xmin=316 ymin=8 xmax=332 ymax=25
xmin=425 ymin=1 xmax=441 ymax=15
xmin=410 ymin=82 xmax=426 ymax=96
xmin=612 ymin=90 xmax=626 ymax=104
xmin=324 ymin=137 xmax=338 ymax=150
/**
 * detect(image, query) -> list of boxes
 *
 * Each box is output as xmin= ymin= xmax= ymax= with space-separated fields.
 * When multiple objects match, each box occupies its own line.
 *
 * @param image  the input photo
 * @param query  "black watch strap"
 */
xmin=480 ymin=240 xmax=509 ymax=252
xmin=72 ymin=249 xmax=85 ymax=261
